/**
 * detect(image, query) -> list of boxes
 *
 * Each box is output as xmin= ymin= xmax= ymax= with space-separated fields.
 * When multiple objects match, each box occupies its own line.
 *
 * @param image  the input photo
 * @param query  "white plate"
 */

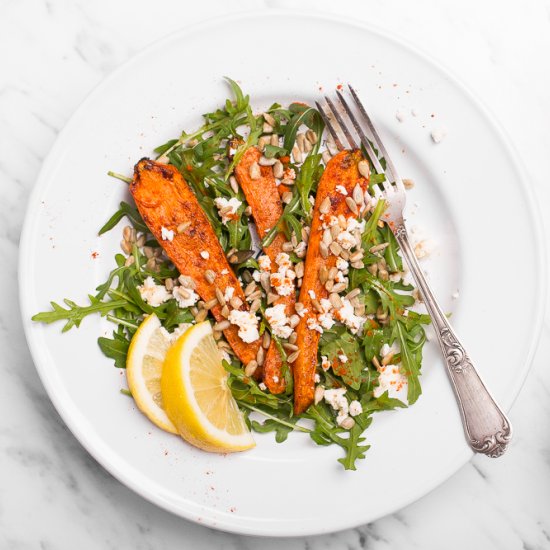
xmin=19 ymin=10 xmax=545 ymax=537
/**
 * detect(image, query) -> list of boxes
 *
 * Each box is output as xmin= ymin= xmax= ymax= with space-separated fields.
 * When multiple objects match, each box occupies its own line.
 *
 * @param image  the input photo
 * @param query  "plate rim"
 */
xmin=18 ymin=8 xmax=547 ymax=537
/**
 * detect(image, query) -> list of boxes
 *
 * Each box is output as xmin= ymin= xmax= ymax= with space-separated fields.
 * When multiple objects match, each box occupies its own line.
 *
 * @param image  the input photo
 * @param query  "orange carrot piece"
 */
xmin=235 ymin=147 xmax=296 ymax=394
xmin=130 ymin=158 xmax=260 ymax=366
xmin=293 ymin=150 xmax=370 ymax=414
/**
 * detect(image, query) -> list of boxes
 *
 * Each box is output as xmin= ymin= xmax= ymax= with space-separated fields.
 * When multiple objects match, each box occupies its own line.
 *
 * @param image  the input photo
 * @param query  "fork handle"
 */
xmin=394 ymin=224 xmax=512 ymax=457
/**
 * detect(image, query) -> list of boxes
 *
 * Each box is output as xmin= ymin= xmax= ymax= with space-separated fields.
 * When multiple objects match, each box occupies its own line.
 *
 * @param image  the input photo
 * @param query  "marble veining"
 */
xmin=2 ymin=0 xmax=550 ymax=548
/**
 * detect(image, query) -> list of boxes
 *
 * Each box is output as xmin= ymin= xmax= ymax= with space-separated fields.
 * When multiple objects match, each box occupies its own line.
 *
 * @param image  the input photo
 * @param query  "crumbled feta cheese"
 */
xmin=336 ymin=258 xmax=349 ymax=273
xmin=258 ymin=255 xmax=271 ymax=271
xmin=259 ymin=382 xmax=267 ymax=391
xmin=318 ymin=312 xmax=335 ymax=330
xmin=172 ymin=286 xmax=199 ymax=308
xmin=374 ymin=363 xmax=408 ymax=403
xmin=308 ymin=290 xmax=316 ymax=300
xmin=200 ymin=250 xmax=210 ymax=260
xmin=431 ymin=128 xmax=446 ymax=144
xmin=214 ymin=197 xmax=242 ymax=225
xmin=349 ymin=400 xmax=363 ymax=417
xmin=334 ymin=270 xmax=347 ymax=284
xmin=314 ymin=373 xmax=321 ymax=383
xmin=221 ymin=268 xmax=229 ymax=275
xmin=324 ymin=388 xmax=347 ymax=408
xmin=334 ymin=298 xmax=366 ymax=334
xmin=324 ymin=388 xmax=349 ymax=424
xmin=137 ymin=276 xmax=171 ymax=307
xmin=270 ymin=252 xmax=295 ymax=296
xmin=161 ymin=226 xmax=174 ymax=242
xmin=273 ymin=376 xmax=279 ymax=383
xmin=321 ymin=215 xmax=339 ymax=230
xmin=275 ymin=252 xmax=292 ymax=271
xmin=338 ymin=353 xmax=348 ymax=363
xmin=336 ymin=230 xmax=356 ymax=250
xmin=336 ymin=185 xmax=348 ymax=196
xmin=270 ymin=272 xmax=294 ymax=296
xmin=224 ymin=286 xmax=235 ymax=302
xmin=307 ymin=317 xmax=324 ymax=333
xmin=380 ymin=343 xmax=400 ymax=360
xmin=282 ymin=168 xmax=296 ymax=183
xmin=265 ymin=304 xmax=293 ymax=339
xmin=321 ymin=356 xmax=331 ymax=371
xmin=346 ymin=217 xmax=365 ymax=233
xmin=228 ymin=310 xmax=259 ymax=343
xmin=320 ymin=298 xmax=332 ymax=312
xmin=252 ymin=270 xmax=261 ymax=282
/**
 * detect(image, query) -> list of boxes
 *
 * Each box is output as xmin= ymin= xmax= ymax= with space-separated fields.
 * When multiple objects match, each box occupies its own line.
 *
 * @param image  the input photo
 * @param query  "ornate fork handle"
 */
xmin=394 ymin=224 xmax=512 ymax=457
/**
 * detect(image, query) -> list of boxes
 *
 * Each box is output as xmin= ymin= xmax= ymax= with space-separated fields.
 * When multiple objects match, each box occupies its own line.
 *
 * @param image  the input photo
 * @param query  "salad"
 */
xmin=33 ymin=78 xmax=429 ymax=470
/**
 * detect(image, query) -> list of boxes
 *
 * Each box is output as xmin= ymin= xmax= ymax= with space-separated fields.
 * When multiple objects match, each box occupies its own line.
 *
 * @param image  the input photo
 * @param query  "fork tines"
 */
xmin=316 ymin=85 xmax=405 ymax=195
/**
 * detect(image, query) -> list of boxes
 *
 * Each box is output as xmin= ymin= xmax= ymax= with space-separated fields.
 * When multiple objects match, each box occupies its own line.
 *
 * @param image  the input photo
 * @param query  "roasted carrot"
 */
xmin=235 ymin=147 xmax=295 ymax=393
xmin=130 ymin=158 xmax=260 ymax=366
xmin=293 ymin=150 xmax=370 ymax=414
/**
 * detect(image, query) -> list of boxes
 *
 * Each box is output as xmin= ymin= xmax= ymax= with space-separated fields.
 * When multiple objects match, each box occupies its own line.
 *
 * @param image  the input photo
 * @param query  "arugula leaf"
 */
xmin=224 ymin=76 xmax=249 ymax=114
xmin=107 ymin=171 xmax=132 ymax=184
xmin=153 ymin=139 xmax=179 ymax=156
xmin=98 ymin=202 xmax=148 ymax=236
xmin=95 ymin=265 xmax=127 ymax=300
xmin=361 ymin=390 xmax=407 ymax=413
xmin=263 ymin=144 xmax=287 ymax=158
xmin=363 ymin=327 xmax=386 ymax=362
xmin=380 ymin=224 xmax=403 ymax=272
xmin=296 ymin=153 xmax=323 ymax=218
xmin=32 ymin=296 xmax=129 ymax=332
xmin=306 ymin=404 xmax=371 ymax=470
xmin=249 ymin=419 xmax=289 ymax=442
xmin=394 ymin=320 xmax=422 ymax=404
xmin=369 ymin=173 xmax=386 ymax=184
xmin=98 ymin=329 xmax=130 ymax=369
xmin=320 ymin=328 xmax=365 ymax=390
xmin=337 ymin=419 xmax=372 ymax=470
xmin=361 ymin=198 xmax=387 ymax=245
xmin=283 ymin=103 xmax=324 ymax=154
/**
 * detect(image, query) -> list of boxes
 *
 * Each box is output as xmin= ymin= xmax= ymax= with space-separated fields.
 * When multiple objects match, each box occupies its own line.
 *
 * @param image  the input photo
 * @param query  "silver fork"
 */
xmin=316 ymin=86 xmax=512 ymax=458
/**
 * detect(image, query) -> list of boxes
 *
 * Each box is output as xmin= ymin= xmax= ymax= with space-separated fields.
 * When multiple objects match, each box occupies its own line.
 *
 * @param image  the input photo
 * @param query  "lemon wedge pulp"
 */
xmin=161 ymin=321 xmax=254 ymax=453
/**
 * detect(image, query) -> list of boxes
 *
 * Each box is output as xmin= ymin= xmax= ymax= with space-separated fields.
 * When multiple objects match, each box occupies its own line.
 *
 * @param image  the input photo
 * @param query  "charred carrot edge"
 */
xmin=130 ymin=158 xmax=260 ymax=366
xmin=235 ymin=147 xmax=295 ymax=394
xmin=292 ymin=150 xmax=369 ymax=414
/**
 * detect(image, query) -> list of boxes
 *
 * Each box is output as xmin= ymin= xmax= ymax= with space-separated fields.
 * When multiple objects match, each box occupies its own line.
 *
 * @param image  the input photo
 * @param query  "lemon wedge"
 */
xmin=126 ymin=313 xmax=190 ymax=434
xmin=161 ymin=321 xmax=255 ymax=452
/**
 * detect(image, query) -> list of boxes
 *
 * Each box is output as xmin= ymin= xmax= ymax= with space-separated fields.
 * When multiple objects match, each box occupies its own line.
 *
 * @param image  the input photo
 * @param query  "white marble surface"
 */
xmin=2 ymin=0 xmax=550 ymax=548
